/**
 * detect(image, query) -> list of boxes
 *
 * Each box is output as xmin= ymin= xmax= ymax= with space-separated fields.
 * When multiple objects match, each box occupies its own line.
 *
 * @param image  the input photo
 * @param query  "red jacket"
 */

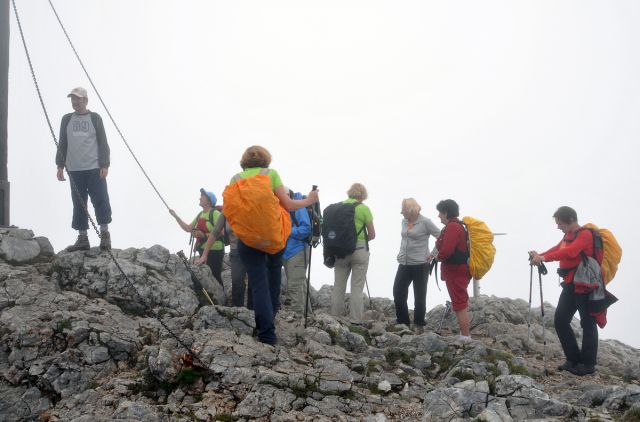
xmin=436 ymin=218 xmax=471 ymax=281
xmin=541 ymin=228 xmax=593 ymax=284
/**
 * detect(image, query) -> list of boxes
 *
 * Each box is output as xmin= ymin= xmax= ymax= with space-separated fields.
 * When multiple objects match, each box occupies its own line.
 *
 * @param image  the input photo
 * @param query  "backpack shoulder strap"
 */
xmin=259 ymin=168 xmax=270 ymax=175
xmin=231 ymin=173 xmax=243 ymax=183
xmin=290 ymin=211 xmax=299 ymax=227
xmin=353 ymin=202 xmax=370 ymax=250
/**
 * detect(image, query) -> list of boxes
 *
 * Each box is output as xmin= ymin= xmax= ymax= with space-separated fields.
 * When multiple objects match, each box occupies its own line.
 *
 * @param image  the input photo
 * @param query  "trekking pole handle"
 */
xmin=527 ymin=254 xmax=548 ymax=275
xmin=538 ymin=262 xmax=548 ymax=275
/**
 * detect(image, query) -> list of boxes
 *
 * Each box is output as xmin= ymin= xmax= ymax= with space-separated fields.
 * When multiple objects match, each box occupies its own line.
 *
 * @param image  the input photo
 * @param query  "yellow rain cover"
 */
xmin=462 ymin=216 xmax=496 ymax=280
xmin=583 ymin=223 xmax=622 ymax=285
xmin=223 ymin=174 xmax=292 ymax=255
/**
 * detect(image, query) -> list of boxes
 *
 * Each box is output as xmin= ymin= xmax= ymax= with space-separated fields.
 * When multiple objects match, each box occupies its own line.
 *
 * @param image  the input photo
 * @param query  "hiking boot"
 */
xmin=99 ymin=231 xmax=111 ymax=250
xmin=557 ymin=360 xmax=576 ymax=372
xmin=414 ymin=325 xmax=425 ymax=335
xmin=66 ymin=235 xmax=90 ymax=252
xmin=568 ymin=363 xmax=595 ymax=376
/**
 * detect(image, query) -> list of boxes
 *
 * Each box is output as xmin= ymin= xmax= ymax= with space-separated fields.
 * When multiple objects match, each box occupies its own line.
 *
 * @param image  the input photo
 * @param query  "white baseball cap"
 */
xmin=67 ymin=87 xmax=88 ymax=98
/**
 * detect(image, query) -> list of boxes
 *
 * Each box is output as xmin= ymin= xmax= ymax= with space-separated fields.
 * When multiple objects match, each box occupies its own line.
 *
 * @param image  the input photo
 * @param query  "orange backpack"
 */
xmin=222 ymin=169 xmax=291 ymax=254
xmin=582 ymin=223 xmax=622 ymax=285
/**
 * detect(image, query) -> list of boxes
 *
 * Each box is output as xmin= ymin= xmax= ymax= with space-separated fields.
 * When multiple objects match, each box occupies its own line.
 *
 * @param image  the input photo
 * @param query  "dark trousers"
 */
xmin=554 ymin=283 xmax=598 ymax=365
xmin=238 ymin=240 xmax=283 ymax=345
xmin=68 ymin=169 xmax=112 ymax=231
xmin=393 ymin=263 xmax=428 ymax=326
xmin=230 ymin=251 xmax=252 ymax=309
xmin=205 ymin=249 xmax=225 ymax=287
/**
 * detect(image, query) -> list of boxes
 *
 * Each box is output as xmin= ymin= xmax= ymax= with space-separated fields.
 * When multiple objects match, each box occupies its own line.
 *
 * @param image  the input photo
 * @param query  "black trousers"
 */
xmin=230 ymin=251 xmax=252 ymax=309
xmin=68 ymin=169 xmax=112 ymax=230
xmin=206 ymin=249 xmax=225 ymax=287
xmin=393 ymin=263 xmax=428 ymax=326
xmin=554 ymin=282 xmax=598 ymax=365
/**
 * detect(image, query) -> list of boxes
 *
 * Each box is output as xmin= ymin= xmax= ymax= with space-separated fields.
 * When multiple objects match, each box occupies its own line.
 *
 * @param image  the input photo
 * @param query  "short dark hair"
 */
xmin=553 ymin=206 xmax=578 ymax=224
xmin=436 ymin=199 xmax=459 ymax=218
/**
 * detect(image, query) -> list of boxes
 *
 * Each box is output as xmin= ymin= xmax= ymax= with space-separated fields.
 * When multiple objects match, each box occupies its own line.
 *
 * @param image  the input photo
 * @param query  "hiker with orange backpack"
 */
xmin=170 ymin=189 xmax=225 ymax=287
xmin=222 ymin=146 xmax=318 ymax=346
xmin=325 ymin=183 xmax=376 ymax=324
xmin=529 ymin=206 xmax=618 ymax=376
xmin=393 ymin=198 xmax=441 ymax=333
xmin=431 ymin=199 xmax=472 ymax=342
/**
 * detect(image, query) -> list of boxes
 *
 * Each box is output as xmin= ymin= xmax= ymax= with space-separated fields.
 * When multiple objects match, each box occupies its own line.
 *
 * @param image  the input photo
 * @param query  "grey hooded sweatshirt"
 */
xmin=396 ymin=214 xmax=442 ymax=265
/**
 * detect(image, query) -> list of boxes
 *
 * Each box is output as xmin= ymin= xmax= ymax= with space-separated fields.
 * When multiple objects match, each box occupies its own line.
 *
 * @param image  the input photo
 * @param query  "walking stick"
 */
xmin=365 ymin=277 xmax=373 ymax=311
xmin=436 ymin=301 xmax=451 ymax=335
xmin=188 ymin=233 xmax=195 ymax=262
xmin=527 ymin=262 xmax=533 ymax=350
xmin=304 ymin=185 xmax=320 ymax=328
xmin=304 ymin=245 xmax=312 ymax=328
xmin=537 ymin=262 xmax=548 ymax=376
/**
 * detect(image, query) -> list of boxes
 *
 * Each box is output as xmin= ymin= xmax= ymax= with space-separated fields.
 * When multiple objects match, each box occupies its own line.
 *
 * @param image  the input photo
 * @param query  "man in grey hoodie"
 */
xmin=393 ymin=198 xmax=441 ymax=333
xmin=56 ymin=87 xmax=112 ymax=251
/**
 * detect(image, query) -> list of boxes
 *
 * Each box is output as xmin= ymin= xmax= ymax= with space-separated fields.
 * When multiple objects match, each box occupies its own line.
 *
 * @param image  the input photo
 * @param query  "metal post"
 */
xmin=472 ymin=279 xmax=480 ymax=297
xmin=0 ymin=0 xmax=10 ymax=227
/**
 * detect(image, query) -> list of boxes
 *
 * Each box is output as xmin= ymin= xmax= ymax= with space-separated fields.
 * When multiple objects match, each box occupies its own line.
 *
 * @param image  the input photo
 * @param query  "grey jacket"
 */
xmin=212 ymin=213 xmax=238 ymax=252
xmin=396 ymin=214 xmax=441 ymax=266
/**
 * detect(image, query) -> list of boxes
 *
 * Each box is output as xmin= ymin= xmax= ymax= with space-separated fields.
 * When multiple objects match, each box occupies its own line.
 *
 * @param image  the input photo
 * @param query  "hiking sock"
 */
xmin=100 ymin=224 xmax=109 ymax=233
xmin=79 ymin=230 xmax=88 ymax=236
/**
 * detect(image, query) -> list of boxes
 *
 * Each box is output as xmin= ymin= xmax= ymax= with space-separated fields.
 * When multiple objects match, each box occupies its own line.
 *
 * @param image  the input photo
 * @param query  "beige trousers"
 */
xmin=331 ymin=242 xmax=370 ymax=323
xmin=284 ymin=247 xmax=311 ymax=315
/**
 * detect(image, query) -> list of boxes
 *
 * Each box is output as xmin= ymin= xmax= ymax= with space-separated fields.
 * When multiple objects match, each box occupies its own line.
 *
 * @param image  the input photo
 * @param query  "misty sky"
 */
xmin=6 ymin=1 xmax=640 ymax=348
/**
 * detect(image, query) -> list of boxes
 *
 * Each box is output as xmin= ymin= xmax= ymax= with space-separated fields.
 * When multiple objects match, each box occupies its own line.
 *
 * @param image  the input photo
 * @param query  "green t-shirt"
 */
xmin=343 ymin=198 xmax=373 ymax=241
xmin=230 ymin=167 xmax=283 ymax=191
xmin=191 ymin=209 xmax=224 ymax=251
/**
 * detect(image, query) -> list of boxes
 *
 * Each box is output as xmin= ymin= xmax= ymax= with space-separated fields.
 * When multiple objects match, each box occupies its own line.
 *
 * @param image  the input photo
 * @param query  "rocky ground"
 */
xmin=1 ymin=226 xmax=639 ymax=421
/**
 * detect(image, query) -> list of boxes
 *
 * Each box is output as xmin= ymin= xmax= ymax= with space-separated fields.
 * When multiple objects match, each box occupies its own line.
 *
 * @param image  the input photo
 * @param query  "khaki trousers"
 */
xmin=331 ymin=242 xmax=370 ymax=323
xmin=284 ymin=247 xmax=311 ymax=314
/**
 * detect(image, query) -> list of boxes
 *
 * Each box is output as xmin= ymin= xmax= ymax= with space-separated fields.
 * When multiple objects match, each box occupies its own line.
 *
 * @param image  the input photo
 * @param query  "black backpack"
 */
xmin=322 ymin=202 xmax=367 ymax=260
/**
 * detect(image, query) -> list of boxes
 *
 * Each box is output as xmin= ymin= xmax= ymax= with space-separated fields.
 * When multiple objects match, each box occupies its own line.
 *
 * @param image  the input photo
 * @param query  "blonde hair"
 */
xmin=402 ymin=198 xmax=421 ymax=217
xmin=347 ymin=183 xmax=368 ymax=202
xmin=240 ymin=145 xmax=272 ymax=169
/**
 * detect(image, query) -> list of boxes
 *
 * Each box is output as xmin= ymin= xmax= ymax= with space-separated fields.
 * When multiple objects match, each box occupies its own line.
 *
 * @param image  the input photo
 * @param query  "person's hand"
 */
xmin=307 ymin=189 xmax=319 ymax=204
xmin=56 ymin=168 xmax=65 ymax=181
xmin=194 ymin=255 xmax=207 ymax=265
xmin=426 ymin=255 xmax=434 ymax=263
xmin=191 ymin=229 xmax=205 ymax=239
xmin=529 ymin=251 xmax=545 ymax=265
xmin=100 ymin=167 xmax=109 ymax=178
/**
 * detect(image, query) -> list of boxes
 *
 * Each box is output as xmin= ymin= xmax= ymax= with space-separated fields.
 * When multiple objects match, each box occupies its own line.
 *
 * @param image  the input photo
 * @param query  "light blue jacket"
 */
xmin=283 ymin=192 xmax=311 ymax=261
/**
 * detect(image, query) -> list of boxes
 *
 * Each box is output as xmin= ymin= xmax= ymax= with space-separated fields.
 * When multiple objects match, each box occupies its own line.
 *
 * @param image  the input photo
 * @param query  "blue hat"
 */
xmin=200 ymin=188 xmax=217 ymax=207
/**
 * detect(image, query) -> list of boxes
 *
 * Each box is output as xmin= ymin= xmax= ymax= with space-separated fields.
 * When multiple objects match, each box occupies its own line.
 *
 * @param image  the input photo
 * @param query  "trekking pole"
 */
xmin=177 ymin=250 xmax=214 ymax=306
xmin=527 ymin=261 xmax=533 ymax=350
xmin=304 ymin=245 xmax=312 ymax=328
xmin=364 ymin=276 xmax=373 ymax=311
xmin=537 ymin=261 xmax=549 ymax=376
xmin=304 ymin=184 xmax=319 ymax=328
xmin=436 ymin=301 xmax=451 ymax=335
xmin=188 ymin=234 xmax=195 ymax=262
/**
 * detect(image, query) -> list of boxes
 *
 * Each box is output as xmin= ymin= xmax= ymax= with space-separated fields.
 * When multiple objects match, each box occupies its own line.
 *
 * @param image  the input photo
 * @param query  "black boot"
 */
xmin=66 ymin=234 xmax=90 ymax=252
xmin=568 ymin=363 xmax=596 ymax=376
xmin=557 ymin=360 xmax=576 ymax=372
